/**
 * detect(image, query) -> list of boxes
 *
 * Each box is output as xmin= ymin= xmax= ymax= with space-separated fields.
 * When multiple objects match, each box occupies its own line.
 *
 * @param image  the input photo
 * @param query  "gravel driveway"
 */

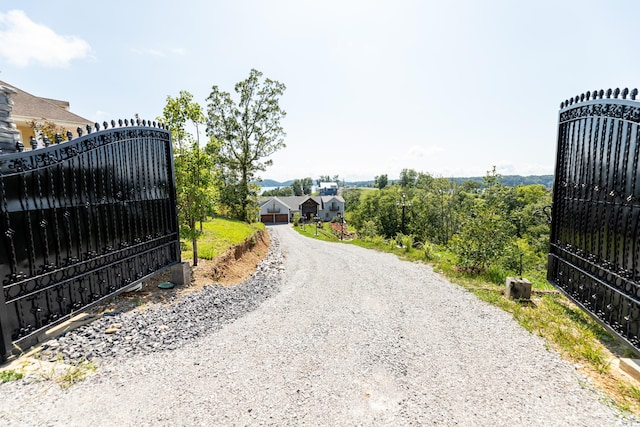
xmin=0 ymin=225 xmax=637 ymax=426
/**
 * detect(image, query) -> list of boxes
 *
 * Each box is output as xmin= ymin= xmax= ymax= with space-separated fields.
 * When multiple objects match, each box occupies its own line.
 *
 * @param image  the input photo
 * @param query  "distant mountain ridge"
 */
xmin=258 ymin=175 xmax=554 ymax=188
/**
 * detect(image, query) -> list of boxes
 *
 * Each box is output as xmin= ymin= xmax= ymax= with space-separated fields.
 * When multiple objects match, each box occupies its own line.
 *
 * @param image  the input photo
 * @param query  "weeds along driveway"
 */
xmin=1 ymin=225 xmax=636 ymax=426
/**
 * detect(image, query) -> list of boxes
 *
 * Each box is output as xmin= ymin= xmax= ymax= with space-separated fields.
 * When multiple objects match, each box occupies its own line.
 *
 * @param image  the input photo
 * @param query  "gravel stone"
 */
xmin=0 ymin=225 xmax=638 ymax=426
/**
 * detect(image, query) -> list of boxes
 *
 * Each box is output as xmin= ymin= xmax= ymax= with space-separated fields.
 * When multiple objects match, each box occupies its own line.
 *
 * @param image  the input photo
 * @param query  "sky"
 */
xmin=1 ymin=0 xmax=639 ymax=182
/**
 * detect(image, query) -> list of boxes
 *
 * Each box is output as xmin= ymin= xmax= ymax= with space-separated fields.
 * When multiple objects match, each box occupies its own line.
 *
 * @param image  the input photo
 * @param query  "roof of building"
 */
xmin=259 ymin=195 xmax=345 ymax=211
xmin=0 ymin=80 xmax=92 ymax=125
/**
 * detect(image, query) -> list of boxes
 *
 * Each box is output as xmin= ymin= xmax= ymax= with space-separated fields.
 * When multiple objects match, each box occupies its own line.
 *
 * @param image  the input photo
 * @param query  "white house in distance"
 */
xmin=259 ymin=195 xmax=345 ymax=224
xmin=319 ymin=182 xmax=338 ymax=196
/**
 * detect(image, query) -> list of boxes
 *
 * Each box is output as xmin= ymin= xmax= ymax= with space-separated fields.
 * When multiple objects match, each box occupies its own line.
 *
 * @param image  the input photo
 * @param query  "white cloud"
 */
xmin=0 ymin=10 xmax=92 ymax=68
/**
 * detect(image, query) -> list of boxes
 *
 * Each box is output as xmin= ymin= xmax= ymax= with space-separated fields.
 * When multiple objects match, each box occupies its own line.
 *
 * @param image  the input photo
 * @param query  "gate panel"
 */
xmin=0 ymin=123 xmax=180 ymax=359
xmin=548 ymin=89 xmax=640 ymax=349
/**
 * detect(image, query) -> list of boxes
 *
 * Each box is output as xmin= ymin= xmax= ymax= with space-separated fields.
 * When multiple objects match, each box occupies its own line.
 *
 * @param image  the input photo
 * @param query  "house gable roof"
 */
xmin=259 ymin=194 xmax=345 ymax=215
xmin=0 ymin=80 xmax=93 ymax=126
xmin=320 ymin=195 xmax=345 ymax=203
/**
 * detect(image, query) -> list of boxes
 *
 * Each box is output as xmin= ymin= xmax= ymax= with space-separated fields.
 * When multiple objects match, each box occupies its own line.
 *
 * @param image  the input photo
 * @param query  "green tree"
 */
xmin=342 ymin=188 xmax=362 ymax=212
xmin=262 ymin=186 xmax=294 ymax=197
xmin=301 ymin=177 xmax=313 ymax=195
xmin=290 ymin=178 xmax=312 ymax=196
xmin=161 ymin=90 xmax=204 ymax=149
xmin=449 ymin=167 xmax=514 ymax=273
xmin=449 ymin=198 xmax=513 ymax=273
xmin=206 ymin=69 xmax=287 ymax=222
xmin=291 ymin=179 xmax=303 ymax=196
xmin=399 ymin=168 xmax=418 ymax=188
xmin=160 ymin=90 xmax=213 ymax=266
xmin=375 ymin=174 xmax=388 ymax=189
xmin=174 ymin=140 xmax=216 ymax=266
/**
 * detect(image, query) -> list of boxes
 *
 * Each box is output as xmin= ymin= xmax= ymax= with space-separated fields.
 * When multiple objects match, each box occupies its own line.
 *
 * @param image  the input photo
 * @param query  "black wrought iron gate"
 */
xmin=0 ymin=121 xmax=180 ymax=360
xmin=548 ymin=88 xmax=640 ymax=350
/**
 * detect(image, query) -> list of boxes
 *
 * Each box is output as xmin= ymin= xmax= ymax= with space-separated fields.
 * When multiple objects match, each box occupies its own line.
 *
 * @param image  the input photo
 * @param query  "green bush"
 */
xmin=358 ymin=220 xmax=378 ymax=240
xmin=371 ymin=235 xmax=387 ymax=246
xmin=421 ymin=241 xmax=434 ymax=260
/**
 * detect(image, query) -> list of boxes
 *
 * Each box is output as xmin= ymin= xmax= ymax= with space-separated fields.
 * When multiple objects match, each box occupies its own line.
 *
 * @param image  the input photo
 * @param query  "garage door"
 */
xmin=260 ymin=214 xmax=289 ymax=224
xmin=260 ymin=214 xmax=273 ymax=223
xmin=275 ymin=214 xmax=288 ymax=223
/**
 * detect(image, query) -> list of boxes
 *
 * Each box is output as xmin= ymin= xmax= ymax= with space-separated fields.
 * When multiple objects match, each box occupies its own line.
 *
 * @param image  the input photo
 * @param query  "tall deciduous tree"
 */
xmin=375 ymin=174 xmax=388 ymax=189
xmin=162 ymin=90 xmax=204 ymax=149
xmin=174 ymin=141 xmax=215 ymax=266
xmin=160 ymin=91 xmax=213 ymax=266
xmin=291 ymin=177 xmax=313 ymax=196
xmin=291 ymin=179 xmax=303 ymax=196
xmin=206 ymin=69 xmax=287 ymax=222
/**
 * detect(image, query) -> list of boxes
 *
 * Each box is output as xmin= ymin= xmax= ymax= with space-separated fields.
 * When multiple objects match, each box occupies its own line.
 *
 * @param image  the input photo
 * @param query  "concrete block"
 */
xmin=171 ymin=262 xmax=191 ymax=286
xmin=505 ymin=277 xmax=532 ymax=300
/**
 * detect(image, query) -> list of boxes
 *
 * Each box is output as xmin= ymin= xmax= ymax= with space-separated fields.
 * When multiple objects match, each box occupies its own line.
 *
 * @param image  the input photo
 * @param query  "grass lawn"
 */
xmin=181 ymin=217 xmax=265 ymax=261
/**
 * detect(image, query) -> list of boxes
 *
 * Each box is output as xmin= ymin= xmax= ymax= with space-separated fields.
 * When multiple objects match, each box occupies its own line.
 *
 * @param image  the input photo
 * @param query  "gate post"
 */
xmin=0 ymin=85 xmax=21 ymax=154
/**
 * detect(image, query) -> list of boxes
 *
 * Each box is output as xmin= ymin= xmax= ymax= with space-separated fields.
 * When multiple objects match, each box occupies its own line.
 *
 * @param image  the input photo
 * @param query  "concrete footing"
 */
xmin=171 ymin=262 xmax=191 ymax=286
xmin=506 ymin=277 xmax=532 ymax=300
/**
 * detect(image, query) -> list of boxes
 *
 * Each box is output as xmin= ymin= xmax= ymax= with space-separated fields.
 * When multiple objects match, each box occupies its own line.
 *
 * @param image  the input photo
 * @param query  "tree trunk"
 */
xmin=190 ymin=218 xmax=198 ymax=266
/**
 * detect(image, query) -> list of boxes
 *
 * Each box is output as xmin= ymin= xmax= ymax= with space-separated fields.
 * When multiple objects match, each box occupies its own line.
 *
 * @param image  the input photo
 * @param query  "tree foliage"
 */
xmin=399 ymin=168 xmax=418 ymax=188
xmin=375 ymin=174 xmax=388 ymax=189
xmin=160 ymin=90 xmax=213 ymax=266
xmin=174 ymin=140 xmax=216 ymax=266
xmin=27 ymin=118 xmax=68 ymax=142
xmin=262 ymin=186 xmax=294 ymax=197
xmin=206 ymin=69 xmax=287 ymax=222
xmin=162 ymin=90 xmax=205 ymax=149
xmin=291 ymin=177 xmax=313 ymax=196
xmin=349 ymin=166 xmax=552 ymax=278
xmin=317 ymin=174 xmax=340 ymax=186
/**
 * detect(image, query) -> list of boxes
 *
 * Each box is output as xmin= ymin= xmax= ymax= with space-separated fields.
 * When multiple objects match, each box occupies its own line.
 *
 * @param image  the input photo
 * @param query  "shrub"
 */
xmin=358 ymin=220 xmax=377 ymax=240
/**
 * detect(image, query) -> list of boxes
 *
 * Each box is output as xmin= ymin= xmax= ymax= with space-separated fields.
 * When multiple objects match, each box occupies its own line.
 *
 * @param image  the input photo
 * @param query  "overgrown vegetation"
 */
xmin=345 ymin=166 xmax=552 ymax=284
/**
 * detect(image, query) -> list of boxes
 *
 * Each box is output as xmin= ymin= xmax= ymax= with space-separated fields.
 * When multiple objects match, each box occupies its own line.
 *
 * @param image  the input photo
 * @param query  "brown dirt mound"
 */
xmin=189 ymin=230 xmax=269 ymax=290
xmin=93 ymin=230 xmax=270 ymax=314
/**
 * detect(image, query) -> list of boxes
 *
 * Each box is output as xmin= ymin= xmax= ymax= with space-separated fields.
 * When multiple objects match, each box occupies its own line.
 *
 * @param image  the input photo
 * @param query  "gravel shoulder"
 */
xmin=1 ymin=225 xmax=638 ymax=426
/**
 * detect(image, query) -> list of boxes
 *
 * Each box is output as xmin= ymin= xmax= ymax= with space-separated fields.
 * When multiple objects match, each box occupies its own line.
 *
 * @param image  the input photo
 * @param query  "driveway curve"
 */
xmin=0 ymin=225 xmax=636 ymax=426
